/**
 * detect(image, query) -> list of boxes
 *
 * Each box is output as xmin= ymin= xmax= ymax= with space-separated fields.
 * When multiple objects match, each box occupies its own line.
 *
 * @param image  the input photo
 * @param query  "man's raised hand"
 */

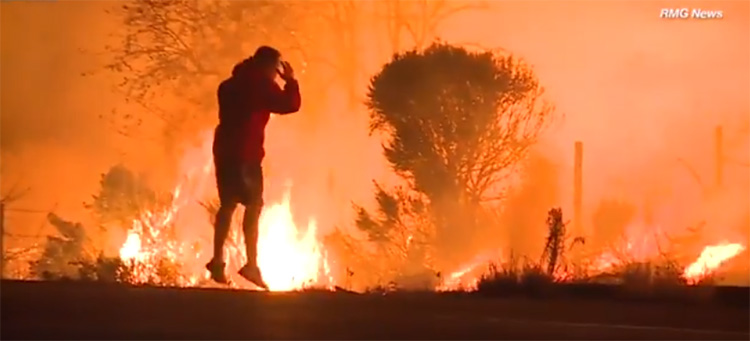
xmin=278 ymin=61 xmax=295 ymax=82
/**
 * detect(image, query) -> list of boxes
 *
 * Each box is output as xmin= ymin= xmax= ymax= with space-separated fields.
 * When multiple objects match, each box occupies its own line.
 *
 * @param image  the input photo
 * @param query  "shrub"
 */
xmin=477 ymin=261 xmax=520 ymax=295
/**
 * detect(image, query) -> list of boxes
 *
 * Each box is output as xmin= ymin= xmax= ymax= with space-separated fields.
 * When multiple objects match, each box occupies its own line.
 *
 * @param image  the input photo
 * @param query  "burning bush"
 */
xmin=476 ymin=209 xmax=578 ymax=295
xmin=28 ymin=164 xmax=186 ymax=285
xmin=30 ymin=213 xmax=91 ymax=280
xmin=344 ymin=42 xmax=554 ymax=286
xmin=351 ymin=184 xmax=437 ymax=289
xmin=476 ymin=255 xmax=555 ymax=297
xmin=76 ymin=255 xmax=133 ymax=283
xmin=475 ymin=208 xmax=746 ymax=300
xmin=87 ymin=164 xmax=172 ymax=232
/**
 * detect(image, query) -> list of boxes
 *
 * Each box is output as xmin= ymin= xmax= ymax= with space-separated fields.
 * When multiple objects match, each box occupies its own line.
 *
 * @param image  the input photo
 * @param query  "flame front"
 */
xmin=117 ymin=184 xmax=332 ymax=290
xmin=114 ymin=132 xmax=745 ymax=292
xmin=683 ymin=243 xmax=745 ymax=283
xmin=119 ymin=232 xmax=142 ymax=262
xmin=116 ymin=132 xmax=332 ymax=291
xmin=257 ymin=191 xmax=332 ymax=291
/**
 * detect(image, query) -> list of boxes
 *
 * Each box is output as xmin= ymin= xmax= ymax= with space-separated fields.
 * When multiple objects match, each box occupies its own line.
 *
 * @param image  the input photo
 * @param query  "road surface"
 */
xmin=2 ymin=280 xmax=748 ymax=340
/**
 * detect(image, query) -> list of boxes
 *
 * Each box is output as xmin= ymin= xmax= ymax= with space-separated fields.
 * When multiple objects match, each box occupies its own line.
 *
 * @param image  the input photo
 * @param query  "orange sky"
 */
xmin=1 ymin=1 xmax=748 ymax=255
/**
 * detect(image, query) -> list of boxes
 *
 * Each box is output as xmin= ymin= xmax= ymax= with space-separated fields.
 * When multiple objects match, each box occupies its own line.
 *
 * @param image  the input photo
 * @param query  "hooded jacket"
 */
xmin=213 ymin=58 xmax=301 ymax=164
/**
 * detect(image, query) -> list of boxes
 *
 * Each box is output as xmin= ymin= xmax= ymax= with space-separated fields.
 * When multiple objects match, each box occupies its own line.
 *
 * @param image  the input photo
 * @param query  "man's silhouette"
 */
xmin=206 ymin=46 xmax=301 ymax=288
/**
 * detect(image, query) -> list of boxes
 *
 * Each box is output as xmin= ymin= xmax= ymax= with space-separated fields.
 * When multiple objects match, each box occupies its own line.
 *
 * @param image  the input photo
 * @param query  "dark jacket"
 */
xmin=213 ymin=58 xmax=301 ymax=164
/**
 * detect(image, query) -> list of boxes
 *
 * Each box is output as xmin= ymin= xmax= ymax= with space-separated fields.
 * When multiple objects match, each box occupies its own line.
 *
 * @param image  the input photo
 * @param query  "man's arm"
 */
xmin=262 ymin=79 xmax=301 ymax=115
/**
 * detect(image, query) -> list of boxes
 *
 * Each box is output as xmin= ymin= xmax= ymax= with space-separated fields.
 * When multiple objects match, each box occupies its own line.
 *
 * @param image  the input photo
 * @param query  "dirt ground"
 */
xmin=2 ymin=280 xmax=748 ymax=340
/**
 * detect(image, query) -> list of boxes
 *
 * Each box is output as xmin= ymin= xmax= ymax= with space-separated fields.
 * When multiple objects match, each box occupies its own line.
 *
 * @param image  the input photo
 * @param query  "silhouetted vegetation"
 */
xmin=76 ymin=255 xmax=133 ymax=283
xmin=30 ymin=213 xmax=90 ymax=280
xmin=104 ymin=0 xmax=313 ymax=142
xmin=29 ymin=165 xmax=183 ymax=285
xmin=86 ymin=164 xmax=169 ymax=230
xmin=349 ymin=42 xmax=553 ymax=284
xmin=471 ymin=208 xmax=742 ymax=304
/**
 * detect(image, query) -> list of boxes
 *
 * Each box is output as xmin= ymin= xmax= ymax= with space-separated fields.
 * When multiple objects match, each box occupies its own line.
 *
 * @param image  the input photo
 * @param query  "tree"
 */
xmin=362 ymin=42 xmax=553 ymax=269
xmin=378 ymin=0 xmax=488 ymax=54
xmin=368 ymin=42 xmax=552 ymax=205
xmin=86 ymin=164 xmax=169 ymax=230
xmin=104 ymin=0 xmax=313 ymax=147
xmin=316 ymin=1 xmax=365 ymax=109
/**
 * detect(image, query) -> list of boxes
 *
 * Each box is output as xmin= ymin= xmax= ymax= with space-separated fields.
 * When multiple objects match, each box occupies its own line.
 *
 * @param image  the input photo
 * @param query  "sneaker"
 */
xmin=238 ymin=264 xmax=269 ymax=290
xmin=205 ymin=260 xmax=230 ymax=284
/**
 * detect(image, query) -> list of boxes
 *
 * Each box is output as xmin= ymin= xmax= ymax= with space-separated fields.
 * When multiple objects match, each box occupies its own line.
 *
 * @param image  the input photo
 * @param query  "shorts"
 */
xmin=214 ymin=159 xmax=264 ymax=208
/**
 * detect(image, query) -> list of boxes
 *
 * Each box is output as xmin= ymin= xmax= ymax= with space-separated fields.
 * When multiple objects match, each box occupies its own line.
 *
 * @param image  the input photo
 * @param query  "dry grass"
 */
xmin=476 ymin=256 xmax=555 ymax=297
xmin=474 ymin=255 xmax=722 ymax=304
xmin=75 ymin=254 xmax=185 ymax=286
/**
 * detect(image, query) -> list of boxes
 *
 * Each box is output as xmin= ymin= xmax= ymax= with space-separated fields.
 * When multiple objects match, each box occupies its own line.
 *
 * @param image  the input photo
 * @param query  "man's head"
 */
xmin=252 ymin=46 xmax=281 ymax=79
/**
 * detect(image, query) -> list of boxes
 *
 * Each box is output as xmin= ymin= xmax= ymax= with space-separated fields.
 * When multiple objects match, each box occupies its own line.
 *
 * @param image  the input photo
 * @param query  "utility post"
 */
xmin=1 ymin=200 xmax=5 ymax=277
xmin=715 ymin=125 xmax=723 ymax=189
xmin=573 ymin=141 xmax=584 ymax=263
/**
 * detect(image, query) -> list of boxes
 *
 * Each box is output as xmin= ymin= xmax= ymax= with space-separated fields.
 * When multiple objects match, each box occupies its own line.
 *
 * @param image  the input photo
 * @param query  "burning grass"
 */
xmin=468 ymin=243 xmax=746 ymax=302
xmin=441 ymin=209 xmax=747 ymax=302
xmin=7 ymin=133 xmax=745 ymax=300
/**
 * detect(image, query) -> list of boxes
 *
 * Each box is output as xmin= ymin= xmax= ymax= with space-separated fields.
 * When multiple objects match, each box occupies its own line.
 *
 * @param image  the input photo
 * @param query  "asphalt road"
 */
xmin=2 ymin=280 xmax=748 ymax=340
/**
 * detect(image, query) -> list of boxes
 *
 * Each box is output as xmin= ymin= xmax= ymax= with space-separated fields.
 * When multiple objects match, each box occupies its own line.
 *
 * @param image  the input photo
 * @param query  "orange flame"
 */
xmin=117 ymin=132 xmax=333 ymax=291
xmin=115 ymin=131 xmax=746 ymax=291
xmin=437 ymin=249 xmax=503 ymax=291
xmin=683 ymin=242 xmax=745 ymax=283
xmin=257 ymin=187 xmax=333 ymax=291
xmin=119 ymin=232 xmax=142 ymax=262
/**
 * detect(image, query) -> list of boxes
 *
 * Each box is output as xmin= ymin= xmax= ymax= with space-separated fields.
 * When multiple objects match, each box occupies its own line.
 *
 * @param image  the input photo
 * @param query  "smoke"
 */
xmin=0 ymin=2 xmax=170 ymax=247
xmin=1 ymin=1 xmax=748 ymax=276
xmin=438 ymin=1 xmax=749 ymax=250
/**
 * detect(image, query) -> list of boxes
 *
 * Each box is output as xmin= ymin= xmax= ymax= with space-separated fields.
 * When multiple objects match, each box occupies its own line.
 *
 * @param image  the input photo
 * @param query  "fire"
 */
xmin=438 ymin=263 xmax=481 ymax=291
xmin=436 ymin=238 xmax=746 ymax=290
xmin=116 ymin=132 xmax=333 ymax=291
xmin=112 ymin=131 xmax=746 ymax=291
xmin=588 ymin=251 xmax=619 ymax=273
xmin=116 ymin=186 xmax=333 ymax=290
xmin=437 ymin=249 xmax=503 ymax=291
xmin=257 ymin=189 xmax=333 ymax=291
xmin=683 ymin=243 xmax=745 ymax=283
xmin=119 ymin=232 xmax=142 ymax=262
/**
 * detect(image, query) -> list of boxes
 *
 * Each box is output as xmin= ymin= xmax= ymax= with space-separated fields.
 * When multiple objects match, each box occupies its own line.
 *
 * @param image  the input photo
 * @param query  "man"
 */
xmin=207 ymin=46 xmax=301 ymax=288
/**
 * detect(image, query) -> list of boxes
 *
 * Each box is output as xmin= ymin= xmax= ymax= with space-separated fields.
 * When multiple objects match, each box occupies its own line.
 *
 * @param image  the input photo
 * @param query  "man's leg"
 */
xmin=206 ymin=159 xmax=239 ymax=284
xmin=237 ymin=163 xmax=268 ymax=290
xmin=212 ymin=202 xmax=237 ymax=264
xmin=242 ymin=202 xmax=262 ymax=269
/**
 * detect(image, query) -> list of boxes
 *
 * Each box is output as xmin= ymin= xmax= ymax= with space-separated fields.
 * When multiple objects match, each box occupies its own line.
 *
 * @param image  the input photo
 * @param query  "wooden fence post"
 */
xmin=715 ymin=125 xmax=723 ymax=189
xmin=1 ymin=201 xmax=5 ymax=277
xmin=573 ymin=141 xmax=583 ymax=262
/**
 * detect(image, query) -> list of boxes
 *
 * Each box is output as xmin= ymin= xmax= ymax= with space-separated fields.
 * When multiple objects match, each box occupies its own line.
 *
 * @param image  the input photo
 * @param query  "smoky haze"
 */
xmin=436 ymin=0 xmax=750 ymax=260
xmin=1 ymin=1 xmax=748 ymax=283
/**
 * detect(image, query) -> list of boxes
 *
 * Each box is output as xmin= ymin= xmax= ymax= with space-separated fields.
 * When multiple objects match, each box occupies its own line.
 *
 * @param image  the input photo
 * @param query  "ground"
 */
xmin=2 ymin=280 xmax=748 ymax=340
